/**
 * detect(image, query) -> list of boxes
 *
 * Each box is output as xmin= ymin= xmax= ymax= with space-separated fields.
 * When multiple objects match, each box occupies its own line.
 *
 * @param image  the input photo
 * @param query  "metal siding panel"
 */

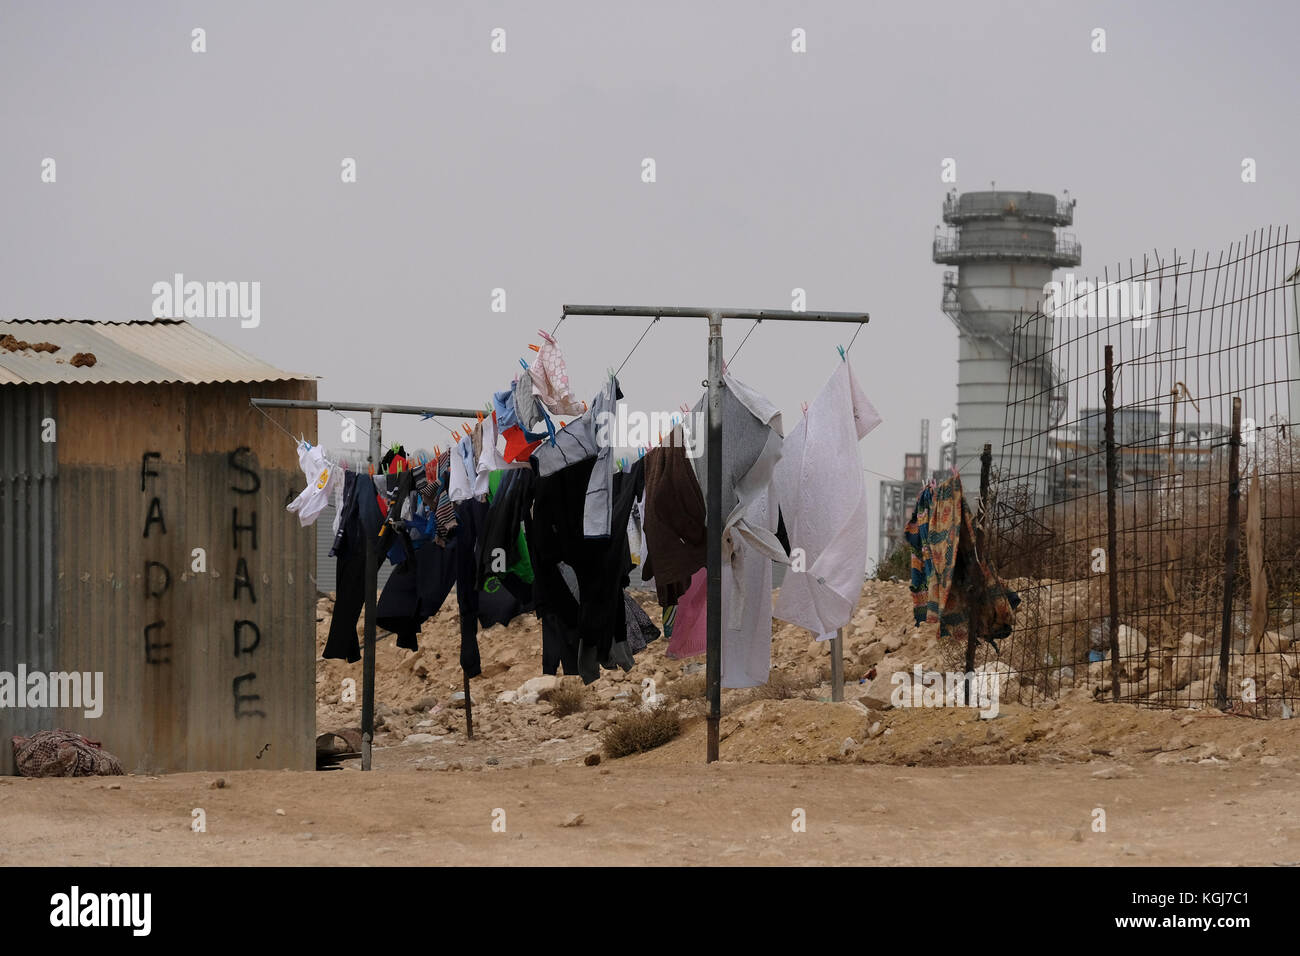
xmin=43 ymin=379 xmax=315 ymax=774
xmin=0 ymin=385 xmax=57 ymax=776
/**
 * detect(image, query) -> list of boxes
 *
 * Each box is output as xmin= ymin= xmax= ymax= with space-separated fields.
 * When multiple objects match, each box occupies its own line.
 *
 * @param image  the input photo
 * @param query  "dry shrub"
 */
xmin=665 ymin=673 xmax=706 ymax=703
xmin=538 ymin=682 xmax=588 ymax=717
xmin=600 ymin=706 xmax=682 ymax=758
xmin=733 ymin=670 xmax=816 ymax=706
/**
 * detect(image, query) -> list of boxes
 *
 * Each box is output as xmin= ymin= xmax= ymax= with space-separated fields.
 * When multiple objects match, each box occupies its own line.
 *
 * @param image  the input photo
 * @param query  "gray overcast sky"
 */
xmin=3 ymin=0 xmax=1297 ymax=560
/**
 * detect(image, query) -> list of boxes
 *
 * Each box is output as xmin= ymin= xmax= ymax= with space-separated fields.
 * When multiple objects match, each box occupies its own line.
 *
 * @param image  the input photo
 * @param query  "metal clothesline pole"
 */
xmin=562 ymin=304 xmax=870 ymax=762
xmin=251 ymin=397 xmax=484 ymax=771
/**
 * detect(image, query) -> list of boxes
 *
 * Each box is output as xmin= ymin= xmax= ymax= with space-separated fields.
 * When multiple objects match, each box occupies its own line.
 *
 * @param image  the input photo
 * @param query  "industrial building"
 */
xmin=1 ymin=319 xmax=317 ymax=774
xmin=933 ymin=188 xmax=1080 ymax=493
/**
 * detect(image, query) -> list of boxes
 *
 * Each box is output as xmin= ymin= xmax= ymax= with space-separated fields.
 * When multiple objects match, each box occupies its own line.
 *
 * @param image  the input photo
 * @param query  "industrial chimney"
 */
xmin=933 ymin=188 xmax=1080 ymax=493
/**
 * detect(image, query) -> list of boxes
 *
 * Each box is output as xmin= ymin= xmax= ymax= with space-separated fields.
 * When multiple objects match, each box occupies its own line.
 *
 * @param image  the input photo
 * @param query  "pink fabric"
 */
xmin=666 ymin=567 xmax=708 ymax=659
xmin=529 ymin=330 xmax=585 ymax=416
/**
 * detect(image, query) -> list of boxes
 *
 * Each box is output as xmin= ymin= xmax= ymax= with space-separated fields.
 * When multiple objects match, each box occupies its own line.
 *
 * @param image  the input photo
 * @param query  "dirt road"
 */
xmin=3 ymin=757 xmax=1297 ymax=866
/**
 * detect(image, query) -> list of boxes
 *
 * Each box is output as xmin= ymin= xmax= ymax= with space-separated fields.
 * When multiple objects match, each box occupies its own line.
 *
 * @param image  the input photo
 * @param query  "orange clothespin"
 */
xmin=367 ymin=463 xmax=374 ymax=475
xmin=476 ymin=411 xmax=485 ymax=424
xmin=528 ymin=343 xmax=540 ymax=352
xmin=582 ymin=401 xmax=588 ymax=412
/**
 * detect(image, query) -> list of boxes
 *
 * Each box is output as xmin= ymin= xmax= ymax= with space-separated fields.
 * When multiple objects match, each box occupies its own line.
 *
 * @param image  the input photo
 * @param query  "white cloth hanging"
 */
xmin=286 ymin=441 xmax=341 ymax=527
xmin=773 ymin=360 xmax=882 ymax=637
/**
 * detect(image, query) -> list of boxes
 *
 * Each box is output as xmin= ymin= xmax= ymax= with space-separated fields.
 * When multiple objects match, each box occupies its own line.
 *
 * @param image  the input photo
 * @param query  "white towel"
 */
xmin=773 ymin=361 xmax=882 ymax=636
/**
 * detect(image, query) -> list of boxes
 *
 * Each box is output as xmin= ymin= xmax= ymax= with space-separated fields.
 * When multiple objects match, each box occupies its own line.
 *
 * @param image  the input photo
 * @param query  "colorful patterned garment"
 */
xmin=12 ymin=730 xmax=125 ymax=777
xmin=904 ymin=474 xmax=1019 ymax=649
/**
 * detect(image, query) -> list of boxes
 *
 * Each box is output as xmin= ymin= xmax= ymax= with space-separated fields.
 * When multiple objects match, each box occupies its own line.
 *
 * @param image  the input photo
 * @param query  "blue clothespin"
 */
xmin=638 ymin=447 xmax=646 ymax=459
xmin=519 ymin=358 xmax=529 ymax=370
xmin=837 ymin=345 xmax=846 ymax=361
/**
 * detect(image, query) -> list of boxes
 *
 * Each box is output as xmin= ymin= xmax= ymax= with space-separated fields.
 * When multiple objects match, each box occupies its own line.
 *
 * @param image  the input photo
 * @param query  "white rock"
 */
xmin=519 ymin=676 xmax=559 ymax=695
xmin=1116 ymin=624 xmax=1147 ymax=660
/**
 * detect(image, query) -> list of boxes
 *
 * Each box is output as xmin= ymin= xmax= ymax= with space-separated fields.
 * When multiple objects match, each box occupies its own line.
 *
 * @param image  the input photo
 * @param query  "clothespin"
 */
xmin=679 ymin=403 xmax=690 ymax=415
xmin=638 ymin=447 xmax=646 ymax=459
xmin=519 ymin=358 xmax=529 ymax=370
xmin=837 ymin=345 xmax=846 ymax=361
xmin=476 ymin=411 xmax=484 ymax=424
xmin=802 ymin=401 xmax=809 ymax=417
xmin=528 ymin=343 xmax=540 ymax=353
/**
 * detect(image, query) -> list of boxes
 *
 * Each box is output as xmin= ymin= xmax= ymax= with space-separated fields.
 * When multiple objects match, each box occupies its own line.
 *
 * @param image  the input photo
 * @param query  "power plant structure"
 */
xmin=933 ymin=188 xmax=1080 ymax=495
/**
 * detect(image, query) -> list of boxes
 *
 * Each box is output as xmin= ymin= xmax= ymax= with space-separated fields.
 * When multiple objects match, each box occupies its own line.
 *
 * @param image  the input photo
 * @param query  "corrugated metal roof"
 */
xmin=0 ymin=319 xmax=315 ymax=386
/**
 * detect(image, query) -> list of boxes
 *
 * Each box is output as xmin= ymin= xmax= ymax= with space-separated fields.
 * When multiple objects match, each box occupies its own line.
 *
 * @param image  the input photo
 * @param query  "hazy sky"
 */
xmin=4 ymin=1 xmax=1297 ymax=560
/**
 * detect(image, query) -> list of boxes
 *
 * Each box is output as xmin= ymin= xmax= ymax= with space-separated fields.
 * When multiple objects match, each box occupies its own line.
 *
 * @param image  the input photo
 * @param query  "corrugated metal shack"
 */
xmin=1 ymin=319 xmax=317 ymax=774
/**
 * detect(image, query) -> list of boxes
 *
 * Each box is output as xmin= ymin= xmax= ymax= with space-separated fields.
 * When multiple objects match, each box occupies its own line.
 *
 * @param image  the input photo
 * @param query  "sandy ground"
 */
xmin=7 ymin=580 xmax=1299 ymax=866
xmin=3 ymin=757 xmax=1298 ymax=866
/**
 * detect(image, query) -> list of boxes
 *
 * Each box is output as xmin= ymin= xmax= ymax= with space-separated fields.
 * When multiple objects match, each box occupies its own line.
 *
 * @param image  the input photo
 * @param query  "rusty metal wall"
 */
xmin=1 ymin=378 xmax=317 ymax=774
xmin=0 ymin=385 xmax=58 ymax=775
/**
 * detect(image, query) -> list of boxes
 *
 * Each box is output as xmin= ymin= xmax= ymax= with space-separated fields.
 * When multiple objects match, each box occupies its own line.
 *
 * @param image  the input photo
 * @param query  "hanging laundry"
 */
xmin=527 ymin=455 xmax=644 ymax=683
xmin=532 ymin=374 xmax=623 ymax=537
xmin=773 ymin=361 xmax=882 ymax=638
xmin=448 ymin=437 xmax=474 ymax=502
xmin=686 ymin=373 xmax=787 ymax=687
xmin=286 ymin=440 xmax=341 ymax=527
xmin=665 ymin=566 xmax=708 ymax=659
xmin=641 ymin=439 xmax=707 ymax=607
xmin=904 ymin=473 xmax=1019 ymax=649
xmin=528 ymin=330 xmax=585 ymax=416
xmin=375 ymin=534 xmax=458 ymax=651
xmin=478 ymin=467 xmax=535 ymax=590
xmin=514 ymin=368 xmax=547 ymax=432
xmin=622 ymin=591 xmax=661 ymax=653
xmin=453 ymin=498 xmax=489 ymax=679
xmin=501 ymin=424 xmax=545 ymax=463
xmin=323 ymin=471 xmax=383 ymax=662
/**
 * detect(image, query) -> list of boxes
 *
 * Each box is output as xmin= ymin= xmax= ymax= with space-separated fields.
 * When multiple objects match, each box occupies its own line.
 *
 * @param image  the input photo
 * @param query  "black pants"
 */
xmin=323 ymin=474 xmax=382 ymax=663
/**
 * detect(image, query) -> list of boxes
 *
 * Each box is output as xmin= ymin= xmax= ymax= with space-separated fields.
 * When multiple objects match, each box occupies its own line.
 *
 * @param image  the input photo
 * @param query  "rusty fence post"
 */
xmin=966 ymin=443 xmax=992 ymax=698
xmin=1104 ymin=346 xmax=1122 ymax=702
xmin=1214 ymin=398 xmax=1243 ymax=709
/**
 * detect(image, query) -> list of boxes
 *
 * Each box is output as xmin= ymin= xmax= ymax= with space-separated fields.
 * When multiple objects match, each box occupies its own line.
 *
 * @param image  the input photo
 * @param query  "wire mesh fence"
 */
xmin=977 ymin=226 xmax=1300 ymax=716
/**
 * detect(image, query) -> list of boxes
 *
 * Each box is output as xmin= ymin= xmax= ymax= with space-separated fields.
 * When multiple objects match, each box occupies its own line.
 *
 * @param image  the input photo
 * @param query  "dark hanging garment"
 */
xmin=641 ymin=443 xmax=707 ymax=607
xmin=476 ymin=467 xmax=535 ymax=587
xmin=324 ymin=472 xmax=383 ymax=662
xmin=540 ymin=609 xmax=582 ymax=677
xmin=375 ymin=536 xmax=458 ymax=651
xmin=529 ymin=457 xmax=644 ymax=683
xmin=453 ymin=498 xmax=488 ymax=679
xmin=623 ymin=591 xmax=661 ymax=653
